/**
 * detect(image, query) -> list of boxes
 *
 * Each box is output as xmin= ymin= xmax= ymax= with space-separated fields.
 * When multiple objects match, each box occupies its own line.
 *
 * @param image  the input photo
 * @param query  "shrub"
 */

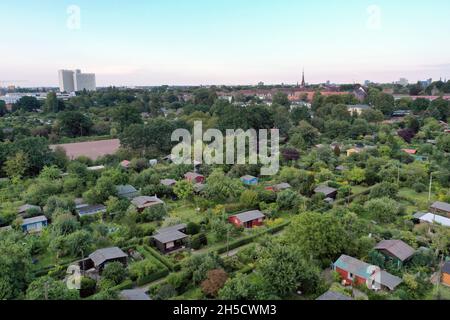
xmin=142 ymin=204 xmax=167 ymax=222
xmin=186 ymin=222 xmax=201 ymax=235
xmin=412 ymin=183 xmax=427 ymax=193
xmin=155 ymin=284 xmax=177 ymax=300
xmin=102 ymin=262 xmax=128 ymax=285
xmin=201 ymin=269 xmax=228 ymax=298
xmin=370 ymin=182 xmax=399 ymax=199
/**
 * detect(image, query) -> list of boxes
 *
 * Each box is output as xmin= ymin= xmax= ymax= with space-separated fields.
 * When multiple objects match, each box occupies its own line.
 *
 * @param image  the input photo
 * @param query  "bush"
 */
xmin=201 ymin=269 xmax=228 ymax=298
xmin=412 ymin=183 xmax=427 ymax=193
xmin=186 ymin=222 xmax=201 ymax=235
xmin=155 ymin=284 xmax=177 ymax=300
xmin=166 ymin=271 xmax=191 ymax=291
xmin=370 ymin=182 xmax=399 ymax=199
xmin=190 ymin=233 xmax=207 ymax=250
xmin=102 ymin=262 xmax=128 ymax=285
xmin=142 ymin=204 xmax=167 ymax=222
xmin=129 ymin=259 xmax=169 ymax=286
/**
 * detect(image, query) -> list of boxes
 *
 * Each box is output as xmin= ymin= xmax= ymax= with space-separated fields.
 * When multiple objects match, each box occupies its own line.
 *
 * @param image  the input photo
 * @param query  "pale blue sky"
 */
xmin=1 ymin=0 xmax=450 ymax=86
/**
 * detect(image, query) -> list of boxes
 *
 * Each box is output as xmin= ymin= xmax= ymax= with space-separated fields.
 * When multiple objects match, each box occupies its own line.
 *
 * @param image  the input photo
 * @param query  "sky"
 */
xmin=1 ymin=0 xmax=450 ymax=87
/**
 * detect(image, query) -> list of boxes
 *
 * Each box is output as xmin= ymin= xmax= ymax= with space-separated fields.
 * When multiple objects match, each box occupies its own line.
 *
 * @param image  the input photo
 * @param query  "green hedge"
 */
xmin=132 ymin=246 xmax=170 ymax=286
xmin=215 ymin=221 xmax=290 ymax=255
xmin=135 ymin=268 xmax=169 ymax=286
xmin=86 ymin=279 xmax=134 ymax=300
xmin=141 ymin=245 xmax=180 ymax=272
xmin=334 ymin=184 xmax=378 ymax=206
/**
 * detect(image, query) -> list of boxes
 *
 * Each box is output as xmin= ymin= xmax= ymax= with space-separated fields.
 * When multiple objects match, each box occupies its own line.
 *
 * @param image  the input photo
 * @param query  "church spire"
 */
xmin=301 ymin=68 xmax=306 ymax=87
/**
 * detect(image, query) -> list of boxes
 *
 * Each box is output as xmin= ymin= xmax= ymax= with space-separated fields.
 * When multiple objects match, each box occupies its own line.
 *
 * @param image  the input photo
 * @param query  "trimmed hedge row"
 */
xmin=135 ymin=268 xmax=170 ymax=286
xmin=215 ymin=221 xmax=290 ymax=255
xmin=133 ymin=246 xmax=170 ymax=286
xmin=334 ymin=184 xmax=378 ymax=206
xmin=142 ymin=245 xmax=180 ymax=272
xmin=86 ymin=279 xmax=134 ymax=300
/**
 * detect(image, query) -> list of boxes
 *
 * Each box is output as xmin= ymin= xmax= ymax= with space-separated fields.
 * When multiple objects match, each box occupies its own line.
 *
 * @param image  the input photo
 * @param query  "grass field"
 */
xmin=398 ymin=188 xmax=432 ymax=213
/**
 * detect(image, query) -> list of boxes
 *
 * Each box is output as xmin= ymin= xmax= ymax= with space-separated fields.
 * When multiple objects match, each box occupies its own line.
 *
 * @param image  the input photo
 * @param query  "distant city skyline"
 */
xmin=1 ymin=0 xmax=450 ymax=87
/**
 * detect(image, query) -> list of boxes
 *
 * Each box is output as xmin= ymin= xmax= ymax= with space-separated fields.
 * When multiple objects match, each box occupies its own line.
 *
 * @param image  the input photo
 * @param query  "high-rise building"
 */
xmin=58 ymin=69 xmax=96 ymax=93
xmin=395 ymin=78 xmax=409 ymax=86
xmin=58 ymin=70 xmax=75 ymax=93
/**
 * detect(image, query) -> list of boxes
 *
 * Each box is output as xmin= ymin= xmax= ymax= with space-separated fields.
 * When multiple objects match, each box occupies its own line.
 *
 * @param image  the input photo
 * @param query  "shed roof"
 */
xmin=22 ymin=215 xmax=47 ymax=226
xmin=88 ymin=247 xmax=127 ymax=267
xmin=18 ymin=204 xmax=41 ymax=214
xmin=232 ymin=210 xmax=265 ymax=223
xmin=116 ymin=185 xmax=138 ymax=196
xmin=120 ymin=289 xmax=151 ymax=301
xmin=334 ymin=255 xmax=403 ymax=290
xmin=273 ymin=183 xmax=292 ymax=191
xmin=334 ymin=255 xmax=372 ymax=279
xmin=414 ymin=212 xmax=450 ymax=227
xmin=156 ymin=224 xmax=187 ymax=235
xmin=160 ymin=179 xmax=177 ymax=186
xmin=131 ymin=196 xmax=164 ymax=208
xmin=152 ymin=230 xmax=188 ymax=244
xmin=77 ymin=204 xmax=107 ymax=216
xmin=184 ymin=172 xmax=204 ymax=179
xmin=443 ymin=261 xmax=450 ymax=274
xmin=379 ymin=270 xmax=403 ymax=291
xmin=241 ymin=175 xmax=257 ymax=181
xmin=375 ymin=240 xmax=415 ymax=262
xmin=431 ymin=201 xmax=450 ymax=213
xmin=314 ymin=185 xmax=338 ymax=196
xmin=316 ymin=290 xmax=353 ymax=301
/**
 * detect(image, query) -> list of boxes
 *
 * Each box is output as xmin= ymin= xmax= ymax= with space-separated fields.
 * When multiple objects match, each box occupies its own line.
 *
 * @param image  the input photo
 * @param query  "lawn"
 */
xmin=166 ymin=201 xmax=204 ymax=224
xmin=351 ymin=185 xmax=370 ymax=194
xmin=398 ymin=188 xmax=432 ymax=213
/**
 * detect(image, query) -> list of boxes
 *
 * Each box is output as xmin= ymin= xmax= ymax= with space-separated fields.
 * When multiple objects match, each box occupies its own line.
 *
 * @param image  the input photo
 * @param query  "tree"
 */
xmin=374 ymin=92 xmax=395 ymax=116
xmin=201 ymin=269 xmax=228 ymax=297
xmin=437 ymin=134 xmax=450 ymax=153
xmin=0 ymin=231 xmax=33 ymax=300
xmin=12 ymin=137 xmax=54 ymax=176
xmin=25 ymin=276 xmax=79 ymax=300
xmin=3 ymin=151 xmax=29 ymax=179
xmin=183 ymin=253 xmax=222 ymax=285
xmin=369 ymin=182 xmax=399 ymax=199
xmin=44 ymin=92 xmax=63 ymax=113
xmin=83 ymin=176 xmax=117 ymax=204
xmin=291 ymin=106 xmax=311 ymax=124
xmin=204 ymin=170 xmax=244 ymax=202
xmin=66 ymin=230 xmax=93 ymax=257
xmin=345 ymin=167 xmax=366 ymax=185
xmin=141 ymin=204 xmax=167 ymax=222
xmin=102 ymin=262 xmax=127 ymax=286
xmin=276 ymin=189 xmax=300 ymax=210
xmin=361 ymin=109 xmax=384 ymax=123
xmin=112 ymin=105 xmax=142 ymax=132
xmin=219 ymin=273 xmax=271 ymax=300
xmin=52 ymin=213 xmax=80 ymax=236
xmin=364 ymin=197 xmax=400 ymax=223
xmin=289 ymin=121 xmax=319 ymax=149
xmin=272 ymin=92 xmax=290 ymax=107
xmin=57 ymin=111 xmax=93 ymax=137
xmin=14 ymin=96 xmax=41 ymax=112
xmin=283 ymin=212 xmax=348 ymax=265
xmin=411 ymin=98 xmax=430 ymax=114
xmin=173 ymin=180 xmax=194 ymax=200
xmin=240 ymin=190 xmax=259 ymax=208
xmin=257 ymin=242 xmax=321 ymax=296
xmin=0 ymin=100 xmax=6 ymax=116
